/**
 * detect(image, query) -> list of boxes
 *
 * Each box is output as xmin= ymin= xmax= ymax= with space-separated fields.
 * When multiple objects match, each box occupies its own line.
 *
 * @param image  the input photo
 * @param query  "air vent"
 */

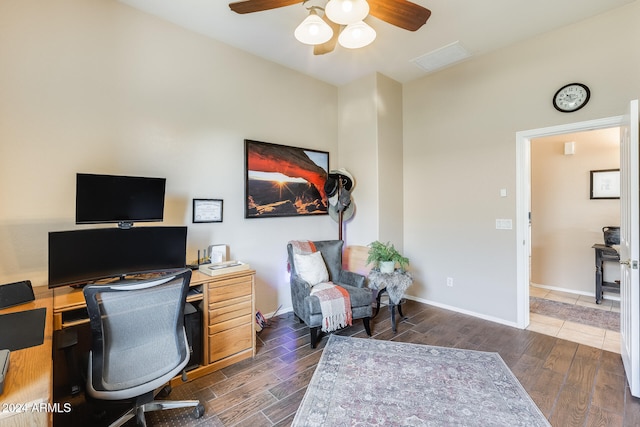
xmin=411 ymin=41 xmax=471 ymax=73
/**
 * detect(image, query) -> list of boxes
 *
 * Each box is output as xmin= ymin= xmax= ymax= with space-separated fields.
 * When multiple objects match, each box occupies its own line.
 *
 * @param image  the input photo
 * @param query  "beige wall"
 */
xmin=0 ymin=0 xmax=339 ymax=313
xmin=376 ymin=74 xmax=404 ymax=249
xmin=403 ymin=1 xmax=640 ymax=324
xmin=531 ymin=129 xmax=620 ymax=294
xmin=2 ymin=0 xmax=639 ymax=326
xmin=337 ymin=73 xmax=404 ymax=251
xmin=337 ymin=74 xmax=379 ymax=245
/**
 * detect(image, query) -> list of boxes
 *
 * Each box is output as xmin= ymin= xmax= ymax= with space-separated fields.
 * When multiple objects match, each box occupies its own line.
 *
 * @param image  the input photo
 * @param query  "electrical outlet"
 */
xmin=446 ymin=277 xmax=454 ymax=287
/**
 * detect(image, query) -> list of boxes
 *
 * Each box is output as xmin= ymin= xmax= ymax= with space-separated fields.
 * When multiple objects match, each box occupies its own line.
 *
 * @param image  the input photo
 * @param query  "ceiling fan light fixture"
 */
xmin=338 ymin=20 xmax=376 ymax=49
xmin=294 ymin=9 xmax=334 ymax=45
xmin=325 ymin=0 xmax=369 ymax=25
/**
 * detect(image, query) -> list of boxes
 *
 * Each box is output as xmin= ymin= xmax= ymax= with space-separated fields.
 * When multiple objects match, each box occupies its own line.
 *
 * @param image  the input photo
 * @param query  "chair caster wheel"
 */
xmin=159 ymin=385 xmax=172 ymax=397
xmin=193 ymin=403 xmax=205 ymax=419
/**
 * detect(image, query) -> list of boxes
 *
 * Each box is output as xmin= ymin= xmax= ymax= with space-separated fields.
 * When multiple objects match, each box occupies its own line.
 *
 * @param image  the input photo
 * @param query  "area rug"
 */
xmin=292 ymin=335 xmax=550 ymax=427
xmin=530 ymin=297 xmax=619 ymax=331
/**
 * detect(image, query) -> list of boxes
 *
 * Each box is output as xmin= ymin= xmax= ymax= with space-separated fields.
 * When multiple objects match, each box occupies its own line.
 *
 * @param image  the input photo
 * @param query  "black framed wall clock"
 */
xmin=553 ymin=83 xmax=591 ymax=112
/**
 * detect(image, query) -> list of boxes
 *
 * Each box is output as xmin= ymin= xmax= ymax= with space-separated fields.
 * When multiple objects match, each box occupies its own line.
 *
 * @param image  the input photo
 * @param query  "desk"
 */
xmin=0 ymin=287 xmax=53 ymax=427
xmin=53 ymin=269 xmax=256 ymax=387
xmin=592 ymin=243 xmax=620 ymax=304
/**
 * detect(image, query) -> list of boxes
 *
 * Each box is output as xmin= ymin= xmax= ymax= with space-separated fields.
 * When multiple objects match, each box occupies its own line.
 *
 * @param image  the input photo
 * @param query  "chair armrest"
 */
xmin=291 ymin=275 xmax=312 ymax=291
xmin=290 ymin=274 xmax=313 ymax=322
xmin=337 ymin=270 xmax=366 ymax=288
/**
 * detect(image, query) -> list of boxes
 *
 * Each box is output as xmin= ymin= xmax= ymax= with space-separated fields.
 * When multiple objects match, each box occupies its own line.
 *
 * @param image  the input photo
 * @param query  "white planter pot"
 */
xmin=380 ymin=261 xmax=395 ymax=274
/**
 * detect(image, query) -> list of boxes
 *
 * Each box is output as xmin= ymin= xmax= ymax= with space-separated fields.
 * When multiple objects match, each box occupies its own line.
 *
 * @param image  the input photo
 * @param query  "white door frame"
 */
xmin=515 ymin=115 xmax=625 ymax=329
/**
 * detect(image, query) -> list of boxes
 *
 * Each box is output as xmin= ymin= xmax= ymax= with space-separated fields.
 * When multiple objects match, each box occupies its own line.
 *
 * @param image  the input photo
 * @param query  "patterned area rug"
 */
xmin=530 ymin=297 xmax=619 ymax=331
xmin=292 ymin=335 xmax=550 ymax=427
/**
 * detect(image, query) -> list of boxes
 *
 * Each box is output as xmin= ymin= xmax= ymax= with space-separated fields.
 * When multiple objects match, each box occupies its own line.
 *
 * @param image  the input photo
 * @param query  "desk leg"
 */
xmin=595 ymin=250 xmax=603 ymax=304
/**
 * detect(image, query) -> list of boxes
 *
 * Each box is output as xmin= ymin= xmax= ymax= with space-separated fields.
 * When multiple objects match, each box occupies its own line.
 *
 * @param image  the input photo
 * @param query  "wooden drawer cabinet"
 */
xmin=208 ymin=277 xmax=252 ymax=303
xmin=209 ymin=297 xmax=252 ymax=324
xmin=184 ymin=269 xmax=256 ymax=381
xmin=209 ymin=320 xmax=254 ymax=362
xmin=208 ymin=313 xmax=253 ymax=335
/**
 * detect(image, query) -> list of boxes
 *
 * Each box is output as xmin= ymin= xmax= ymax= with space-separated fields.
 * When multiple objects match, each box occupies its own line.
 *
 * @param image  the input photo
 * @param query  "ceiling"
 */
xmin=117 ymin=0 xmax=634 ymax=86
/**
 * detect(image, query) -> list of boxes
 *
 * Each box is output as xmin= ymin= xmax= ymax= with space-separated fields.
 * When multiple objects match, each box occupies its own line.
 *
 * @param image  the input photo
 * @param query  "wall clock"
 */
xmin=553 ymin=83 xmax=590 ymax=112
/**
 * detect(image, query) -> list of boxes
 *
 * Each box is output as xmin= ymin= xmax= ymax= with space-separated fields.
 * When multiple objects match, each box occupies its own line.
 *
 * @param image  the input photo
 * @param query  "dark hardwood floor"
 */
xmin=56 ymin=300 xmax=640 ymax=426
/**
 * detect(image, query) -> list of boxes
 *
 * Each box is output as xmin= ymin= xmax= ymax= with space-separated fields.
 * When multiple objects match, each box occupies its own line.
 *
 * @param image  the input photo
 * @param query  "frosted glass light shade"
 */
xmin=294 ymin=11 xmax=334 ymax=45
xmin=338 ymin=21 xmax=376 ymax=49
xmin=325 ymin=0 xmax=369 ymax=25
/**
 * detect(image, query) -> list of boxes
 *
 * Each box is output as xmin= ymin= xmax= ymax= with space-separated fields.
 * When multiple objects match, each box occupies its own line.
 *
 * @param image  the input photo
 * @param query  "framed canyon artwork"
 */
xmin=244 ymin=140 xmax=329 ymax=218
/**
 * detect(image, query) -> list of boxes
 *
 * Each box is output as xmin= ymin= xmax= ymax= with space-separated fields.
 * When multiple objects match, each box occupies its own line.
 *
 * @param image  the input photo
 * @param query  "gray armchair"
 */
xmin=288 ymin=240 xmax=372 ymax=348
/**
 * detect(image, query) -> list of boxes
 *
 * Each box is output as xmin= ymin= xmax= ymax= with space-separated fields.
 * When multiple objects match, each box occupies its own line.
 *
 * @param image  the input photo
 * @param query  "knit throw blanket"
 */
xmin=290 ymin=240 xmax=317 ymax=255
xmin=290 ymin=240 xmax=352 ymax=333
xmin=311 ymin=283 xmax=352 ymax=332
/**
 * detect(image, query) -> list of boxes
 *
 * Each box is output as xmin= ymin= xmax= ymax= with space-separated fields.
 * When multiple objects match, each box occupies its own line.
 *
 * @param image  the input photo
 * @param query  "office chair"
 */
xmin=288 ymin=240 xmax=372 ymax=348
xmin=83 ymin=269 xmax=204 ymax=427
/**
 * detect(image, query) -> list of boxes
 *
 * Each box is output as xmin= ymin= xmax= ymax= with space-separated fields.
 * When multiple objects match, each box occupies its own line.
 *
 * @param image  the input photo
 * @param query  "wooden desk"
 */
xmin=53 ymin=269 xmax=256 ymax=387
xmin=52 ymin=273 xmax=206 ymax=330
xmin=0 ymin=287 xmax=53 ymax=427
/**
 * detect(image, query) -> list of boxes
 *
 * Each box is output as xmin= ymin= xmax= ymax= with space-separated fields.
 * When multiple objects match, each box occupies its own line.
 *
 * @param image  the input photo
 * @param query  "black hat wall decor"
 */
xmin=326 ymin=168 xmax=355 ymax=240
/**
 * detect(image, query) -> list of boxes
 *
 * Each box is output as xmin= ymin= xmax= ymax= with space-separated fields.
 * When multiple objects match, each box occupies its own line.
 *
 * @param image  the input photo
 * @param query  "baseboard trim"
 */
xmin=404 ymin=295 xmax=520 ymax=329
xmin=264 ymin=305 xmax=293 ymax=320
xmin=530 ymin=282 xmax=620 ymax=302
xmin=275 ymin=297 xmax=527 ymax=331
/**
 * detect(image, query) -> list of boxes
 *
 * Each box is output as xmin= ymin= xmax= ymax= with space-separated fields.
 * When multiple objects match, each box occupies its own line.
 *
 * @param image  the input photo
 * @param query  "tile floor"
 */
xmin=527 ymin=285 xmax=621 ymax=354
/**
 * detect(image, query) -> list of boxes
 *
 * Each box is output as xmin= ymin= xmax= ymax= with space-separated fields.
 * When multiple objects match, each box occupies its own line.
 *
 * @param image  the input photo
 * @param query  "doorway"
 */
xmin=515 ymin=115 xmax=626 ymax=331
xmin=528 ymin=128 xmax=621 ymax=351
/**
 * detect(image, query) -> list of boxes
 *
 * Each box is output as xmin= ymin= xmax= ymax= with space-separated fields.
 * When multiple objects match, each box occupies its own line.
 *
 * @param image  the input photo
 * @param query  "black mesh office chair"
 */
xmin=83 ymin=269 xmax=204 ymax=427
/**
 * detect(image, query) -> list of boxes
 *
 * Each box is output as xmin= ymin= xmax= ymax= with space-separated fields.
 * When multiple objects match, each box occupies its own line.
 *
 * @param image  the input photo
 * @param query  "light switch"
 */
xmin=496 ymin=219 xmax=513 ymax=230
xmin=500 ymin=188 xmax=507 ymax=197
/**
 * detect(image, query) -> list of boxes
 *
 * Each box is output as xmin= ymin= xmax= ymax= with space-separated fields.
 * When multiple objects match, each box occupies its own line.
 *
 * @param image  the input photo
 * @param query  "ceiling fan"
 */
xmin=228 ymin=0 xmax=431 ymax=54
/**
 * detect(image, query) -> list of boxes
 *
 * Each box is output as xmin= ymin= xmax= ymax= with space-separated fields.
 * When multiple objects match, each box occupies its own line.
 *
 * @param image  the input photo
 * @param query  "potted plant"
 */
xmin=366 ymin=241 xmax=409 ymax=273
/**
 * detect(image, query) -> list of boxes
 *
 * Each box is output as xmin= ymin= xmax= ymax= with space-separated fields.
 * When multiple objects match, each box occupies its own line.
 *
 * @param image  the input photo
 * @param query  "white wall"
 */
xmin=0 ymin=0 xmax=339 ymax=314
xmin=531 ymin=129 xmax=620 ymax=294
xmin=403 ymin=1 xmax=640 ymax=324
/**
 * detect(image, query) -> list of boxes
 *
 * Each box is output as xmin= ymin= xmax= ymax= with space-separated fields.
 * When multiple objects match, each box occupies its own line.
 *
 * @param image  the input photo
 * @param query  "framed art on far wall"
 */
xmin=244 ymin=139 xmax=329 ymax=218
xmin=193 ymin=199 xmax=223 ymax=223
xmin=590 ymin=169 xmax=620 ymax=199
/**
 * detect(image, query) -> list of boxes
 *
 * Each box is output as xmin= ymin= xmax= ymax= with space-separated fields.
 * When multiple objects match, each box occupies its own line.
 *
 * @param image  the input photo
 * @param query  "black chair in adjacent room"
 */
xmin=83 ymin=269 xmax=204 ymax=427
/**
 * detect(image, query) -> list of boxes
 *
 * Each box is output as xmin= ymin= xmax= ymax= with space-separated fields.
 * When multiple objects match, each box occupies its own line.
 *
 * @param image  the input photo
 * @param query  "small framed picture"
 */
xmin=193 ymin=199 xmax=223 ymax=223
xmin=590 ymin=169 xmax=620 ymax=199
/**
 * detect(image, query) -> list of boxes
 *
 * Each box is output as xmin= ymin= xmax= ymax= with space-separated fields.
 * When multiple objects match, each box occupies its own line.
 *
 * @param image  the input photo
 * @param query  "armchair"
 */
xmin=83 ymin=269 xmax=204 ymax=427
xmin=287 ymin=240 xmax=372 ymax=348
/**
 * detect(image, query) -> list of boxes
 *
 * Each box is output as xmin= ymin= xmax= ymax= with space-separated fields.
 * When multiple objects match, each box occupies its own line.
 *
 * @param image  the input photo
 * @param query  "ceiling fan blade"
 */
xmin=229 ymin=0 xmax=301 ymax=14
xmin=367 ymin=0 xmax=431 ymax=32
xmin=314 ymin=15 xmax=340 ymax=55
